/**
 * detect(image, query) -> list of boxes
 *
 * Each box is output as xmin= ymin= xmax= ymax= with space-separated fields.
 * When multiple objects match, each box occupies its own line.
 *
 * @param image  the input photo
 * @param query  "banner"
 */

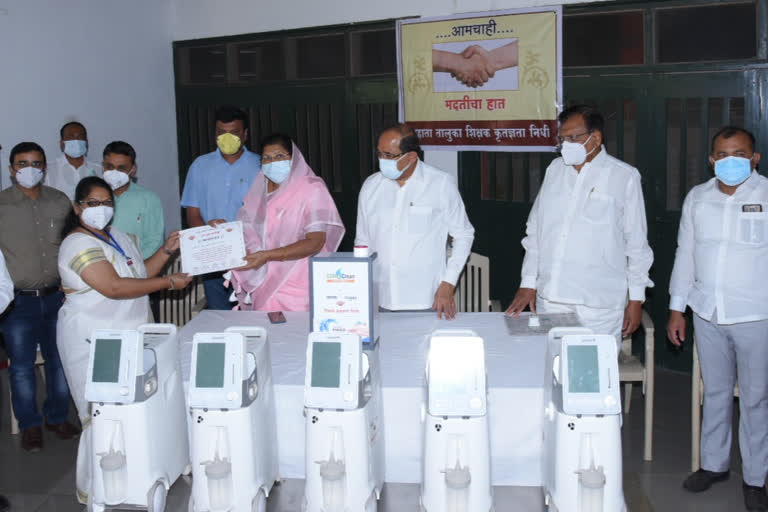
xmin=396 ymin=7 xmax=562 ymax=151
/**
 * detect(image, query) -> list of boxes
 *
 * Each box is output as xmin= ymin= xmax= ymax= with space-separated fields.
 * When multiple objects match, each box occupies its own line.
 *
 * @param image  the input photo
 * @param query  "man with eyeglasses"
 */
xmin=0 ymin=142 xmax=80 ymax=453
xmin=668 ymin=126 xmax=768 ymax=511
xmin=355 ymin=123 xmax=475 ymax=319
xmin=45 ymin=121 xmax=101 ymax=200
xmin=507 ymin=104 xmax=654 ymax=347
xmin=181 ymin=105 xmax=261 ymax=309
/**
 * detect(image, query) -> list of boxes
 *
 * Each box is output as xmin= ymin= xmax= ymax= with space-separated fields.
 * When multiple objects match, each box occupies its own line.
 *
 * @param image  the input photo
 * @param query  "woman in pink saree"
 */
xmin=230 ymin=134 xmax=344 ymax=311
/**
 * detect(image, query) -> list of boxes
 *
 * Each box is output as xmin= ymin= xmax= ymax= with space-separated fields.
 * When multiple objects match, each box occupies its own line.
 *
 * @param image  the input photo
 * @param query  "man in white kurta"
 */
xmin=667 ymin=126 xmax=768 ymax=511
xmin=44 ymin=121 xmax=101 ymax=200
xmin=507 ymin=105 xmax=654 ymax=344
xmin=355 ymin=124 xmax=475 ymax=319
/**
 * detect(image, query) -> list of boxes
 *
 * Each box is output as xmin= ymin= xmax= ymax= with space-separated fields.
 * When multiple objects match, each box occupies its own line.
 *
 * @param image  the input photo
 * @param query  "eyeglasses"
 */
xmin=79 ymin=199 xmax=114 ymax=208
xmin=376 ymin=151 xmax=404 ymax=160
xmin=12 ymin=161 xmax=44 ymax=170
xmin=556 ymin=131 xmax=592 ymax=144
xmin=261 ymin=153 xmax=291 ymax=163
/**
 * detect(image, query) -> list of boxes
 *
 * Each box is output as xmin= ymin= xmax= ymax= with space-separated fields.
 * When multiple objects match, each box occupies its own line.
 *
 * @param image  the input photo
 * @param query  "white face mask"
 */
xmin=560 ymin=134 xmax=596 ymax=166
xmin=81 ymin=205 xmax=114 ymax=230
xmin=379 ymin=155 xmax=407 ymax=180
xmin=64 ymin=139 xmax=87 ymax=158
xmin=103 ymin=170 xmax=131 ymax=190
xmin=15 ymin=166 xmax=44 ymax=188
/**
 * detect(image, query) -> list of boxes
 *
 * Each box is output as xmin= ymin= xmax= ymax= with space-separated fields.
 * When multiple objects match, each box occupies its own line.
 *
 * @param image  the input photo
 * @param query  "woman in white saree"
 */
xmin=56 ymin=176 xmax=192 ymax=505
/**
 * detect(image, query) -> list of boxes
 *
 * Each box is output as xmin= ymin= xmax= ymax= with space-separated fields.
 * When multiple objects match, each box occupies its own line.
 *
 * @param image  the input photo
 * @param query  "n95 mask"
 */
xmin=560 ymin=134 xmax=595 ymax=166
xmin=81 ymin=206 xmax=114 ymax=230
xmin=15 ymin=167 xmax=44 ymax=188
xmin=217 ymin=133 xmax=242 ymax=155
xmin=103 ymin=170 xmax=131 ymax=190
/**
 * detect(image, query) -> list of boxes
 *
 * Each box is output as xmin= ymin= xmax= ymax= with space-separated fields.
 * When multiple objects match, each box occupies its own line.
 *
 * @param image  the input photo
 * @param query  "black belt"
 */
xmin=15 ymin=286 xmax=60 ymax=297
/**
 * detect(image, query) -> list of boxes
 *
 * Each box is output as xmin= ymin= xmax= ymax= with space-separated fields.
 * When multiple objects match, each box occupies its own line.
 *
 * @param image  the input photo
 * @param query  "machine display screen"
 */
xmin=311 ymin=342 xmax=341 ymax=388
xmin=92 ymin=338 xmax=122 ymax=383
xmin=196 ymin=343 xmax=226 ymax=388
xmin=567 ymin=345 xmax=600 ymax=393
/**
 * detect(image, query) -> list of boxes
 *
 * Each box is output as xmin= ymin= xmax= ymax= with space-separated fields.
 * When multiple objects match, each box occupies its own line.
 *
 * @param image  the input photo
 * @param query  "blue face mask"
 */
xmin=379 ymin=155 xmax=406 ymax=180
xmin=64 ymin=139 xmax=87 ymax=158
xmin=263 ymin=160 xmax=291 ymax=185
xmin=714 ymin=156 xmax=752 ymax=186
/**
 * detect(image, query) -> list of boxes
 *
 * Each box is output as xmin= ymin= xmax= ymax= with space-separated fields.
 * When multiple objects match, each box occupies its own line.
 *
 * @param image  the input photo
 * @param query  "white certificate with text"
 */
xmin=179 ymin=221 xmax=247 ymax=276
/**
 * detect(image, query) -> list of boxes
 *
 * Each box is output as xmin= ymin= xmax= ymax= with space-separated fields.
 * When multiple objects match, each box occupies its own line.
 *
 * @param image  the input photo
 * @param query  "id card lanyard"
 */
xmin=82 ymin=226 xmax=134 ymax=266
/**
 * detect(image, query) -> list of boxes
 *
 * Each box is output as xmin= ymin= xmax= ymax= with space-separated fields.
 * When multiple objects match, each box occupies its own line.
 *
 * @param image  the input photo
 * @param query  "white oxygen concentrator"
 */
xmin=302 ymin=332 xmax=385 ymax=512
xmin=542 ymin=327 xmax=626 ymax=512
xmin=85 ymin=323 xmax=190 ymax=512
xmin=188 ymin=326 xmax=279 ymax=512
xmin=420 ymin=330 xmax=494 ymax=512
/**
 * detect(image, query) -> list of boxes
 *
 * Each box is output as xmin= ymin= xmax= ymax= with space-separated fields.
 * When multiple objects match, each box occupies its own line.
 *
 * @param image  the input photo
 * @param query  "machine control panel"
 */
xmin=427 ymin=330 xmax=487 ymax=417
xmin=189 ymin=331 xmax=252 ymax=410
xmin=304 ymin=332 xmax=362 ymax=410
xmin=85 ymin=326 xmax=171 ymax=404
xmin=559 ymin=334 xmax=621 ymax=416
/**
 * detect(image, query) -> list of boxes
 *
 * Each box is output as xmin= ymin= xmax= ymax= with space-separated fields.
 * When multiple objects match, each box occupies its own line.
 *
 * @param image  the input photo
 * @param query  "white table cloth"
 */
xmin=178 ymin=311 xmax=560 ymax=486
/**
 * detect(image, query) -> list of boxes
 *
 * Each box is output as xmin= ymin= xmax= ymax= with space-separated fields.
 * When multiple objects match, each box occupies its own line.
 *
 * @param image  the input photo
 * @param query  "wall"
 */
xmin=171 ymin=0 xmax=605 ymax=179
xmin=0 ymin=0 xmax=181 ymax=231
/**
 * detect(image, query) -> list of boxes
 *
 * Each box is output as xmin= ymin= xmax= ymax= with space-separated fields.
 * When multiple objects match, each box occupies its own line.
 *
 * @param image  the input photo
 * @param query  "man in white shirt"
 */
xmin=355 ymin=124 xmax=475 ymax=319
xmin=667 ymin=126 xmax=768 ymax=511
xmin=0 ymin=249 xmax=11 ymax=313
xmin=0 ymin=248 xmax=10 ymax=511
xmin=44 ymin=121 xmax=101 ymax=200
xmin=507 ymin=105 xmax=654 ymax=344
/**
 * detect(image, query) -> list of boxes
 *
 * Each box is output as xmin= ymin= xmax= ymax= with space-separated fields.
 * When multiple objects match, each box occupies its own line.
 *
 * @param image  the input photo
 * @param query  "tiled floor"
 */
xmin=0 ymin=368 xmax=758 ymax=511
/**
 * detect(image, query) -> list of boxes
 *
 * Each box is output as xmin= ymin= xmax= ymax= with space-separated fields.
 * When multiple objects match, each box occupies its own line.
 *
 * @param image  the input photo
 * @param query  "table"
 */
xmin=178 ymin=310 xmax=563 ymax=486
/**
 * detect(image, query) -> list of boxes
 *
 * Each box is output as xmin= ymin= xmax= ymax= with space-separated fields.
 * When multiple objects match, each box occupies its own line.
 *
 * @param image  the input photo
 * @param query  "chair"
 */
xmin=619 ymin=310 xmax=655 ymax=461
xmin=156 ymin=259 xmax=207 ymax=327
xmin=7 ymin=348 xmax=46 ymax=435
xmin=690 ymin=339 xmax=739 ymax=471
xmin=454 ymin=252 xmax=491 ymax=313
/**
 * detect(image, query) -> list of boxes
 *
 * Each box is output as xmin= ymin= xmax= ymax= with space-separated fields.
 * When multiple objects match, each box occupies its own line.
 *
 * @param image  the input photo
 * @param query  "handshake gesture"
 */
xmin=432 ymin=41 xmax=519 ymax=88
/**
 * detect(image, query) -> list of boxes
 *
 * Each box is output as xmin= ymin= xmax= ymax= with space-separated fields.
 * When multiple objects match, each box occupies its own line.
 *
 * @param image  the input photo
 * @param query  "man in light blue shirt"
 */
xmin=181 ymin=105 xmax=261 ymax=309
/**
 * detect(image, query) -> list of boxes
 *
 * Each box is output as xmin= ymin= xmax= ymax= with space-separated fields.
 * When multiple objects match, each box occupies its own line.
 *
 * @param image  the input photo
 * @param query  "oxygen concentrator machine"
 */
xmin=188 ymin=326 xmax=279 ymax=512
xmin=420 ymin=330 xmax=494 ymax=512
xmin=542 ymin=327 xmax=626 ymax=512
xmin=302 ymin=331 xmax=385 ymax=512
xmin=85 ymin=323 xmax=190 ymax=512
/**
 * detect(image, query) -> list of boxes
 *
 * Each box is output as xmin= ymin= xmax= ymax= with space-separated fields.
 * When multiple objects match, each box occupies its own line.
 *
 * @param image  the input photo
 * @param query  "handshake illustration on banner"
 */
xmin=432 ymin=41 xmax=519 ymax=88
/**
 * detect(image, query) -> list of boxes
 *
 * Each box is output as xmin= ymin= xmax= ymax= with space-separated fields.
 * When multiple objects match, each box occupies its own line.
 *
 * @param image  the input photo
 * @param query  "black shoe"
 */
xmin=682 ymin=469 xmax=730 ymax=492
xmin=0 ymin=494 xmax=9 ymax=512
xmin=21 ymin=426 xmax=42 ymax=453
xmin=44 ymin=421 xmax=81 ymax=440
xmin=744 ymin=482 xmax=768 ymax=511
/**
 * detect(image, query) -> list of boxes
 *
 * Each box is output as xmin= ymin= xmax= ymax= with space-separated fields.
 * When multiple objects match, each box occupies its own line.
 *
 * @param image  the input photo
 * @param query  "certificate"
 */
xmin=179 ymin=221 xmax=247 ymax=276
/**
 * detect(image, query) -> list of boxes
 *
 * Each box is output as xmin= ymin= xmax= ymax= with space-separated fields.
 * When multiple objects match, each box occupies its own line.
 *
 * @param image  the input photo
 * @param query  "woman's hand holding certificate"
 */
xmin=179 ymin=221 xmax=247 ymax=276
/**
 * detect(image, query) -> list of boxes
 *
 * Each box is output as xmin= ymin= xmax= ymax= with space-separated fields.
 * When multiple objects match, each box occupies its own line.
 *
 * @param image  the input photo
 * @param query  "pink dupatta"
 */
xmin=230 ymin=143 xmax=344 ymax=311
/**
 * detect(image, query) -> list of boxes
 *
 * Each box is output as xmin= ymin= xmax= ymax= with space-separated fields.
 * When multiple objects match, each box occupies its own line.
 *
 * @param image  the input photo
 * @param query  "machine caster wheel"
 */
xmin=252 ymin=490 xmax=267 ymax=512
xmin=147 ymin=480 xmax=168 ymax=512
